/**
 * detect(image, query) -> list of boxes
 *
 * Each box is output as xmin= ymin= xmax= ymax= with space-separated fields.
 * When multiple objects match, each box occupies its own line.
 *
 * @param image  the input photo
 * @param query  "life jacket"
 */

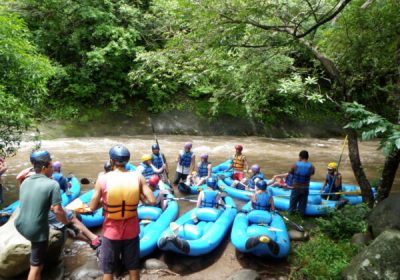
xmin=200 ymin=190 xmax=219 ymax=208
xmin=152 ymin=153 xmax=164 ymax=169
xmin=293 ymin=161 xmax=313 ymax=185
xmin=197 ymin=162 xmax=209 ymax=177
xmin=140 ymin=163 xmax=154 ymax=180
xmin=52 ymin=172 xmax=64 ymax=184
xmin=52 ymin=172 xmax=68 ymax=192
xmin=252 ymin=191 xmax=270 ymax=211
xmin=248 ymin=172 xmax=265 ymax=189
xmin=232 ymin=154 xmax=245 ymax=172
xmin=285 ymin=173 xmax=294 ymax=187
xmin=179 ymin=150 xmax=193 ymax=168
xmin=103 ymin=171 xmax=140 ymax=220
xmin=324 ymin=174 xmax=341 ymax=193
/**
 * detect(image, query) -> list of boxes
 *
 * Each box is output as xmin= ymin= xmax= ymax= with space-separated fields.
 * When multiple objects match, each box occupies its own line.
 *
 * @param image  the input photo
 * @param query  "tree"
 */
xmin=0 ymin=8 xmax=54 ymax=156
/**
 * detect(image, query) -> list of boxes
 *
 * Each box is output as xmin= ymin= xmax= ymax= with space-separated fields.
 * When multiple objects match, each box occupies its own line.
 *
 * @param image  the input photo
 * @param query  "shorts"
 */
xmin=48 ymin=209 xmax=74 ymax=230
xmin=233 ymin=172 xmax=245 ymax=181
xmin=100 ymin=236 xmax=140 ymax=273
xmin=30 ymin=240 xmax=48 ymax=266
xmin=173 ymin=172 xmax=188 ymax=185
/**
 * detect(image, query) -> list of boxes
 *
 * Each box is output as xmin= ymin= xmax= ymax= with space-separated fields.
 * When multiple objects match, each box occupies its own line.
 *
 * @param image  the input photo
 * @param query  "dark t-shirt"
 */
xmin=15 ymin=174 xmax=61 ymax=242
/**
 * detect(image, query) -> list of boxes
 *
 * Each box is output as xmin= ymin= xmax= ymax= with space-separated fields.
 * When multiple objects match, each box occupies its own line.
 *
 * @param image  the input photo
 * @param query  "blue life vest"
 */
xmin=285 ymin=173 xmax=294 ymax=187
xmin=140 ymin=163 xmax=154 ymax=180
xmin=252 ymin=191 xmax=271 ymax=211
xmin=200 ymin=190 xmax=219 ymax=208
xmin=248 ymin=172 xmax=265 ymax=189
xmin=324 ymin=174 xmax=341 ymax=193
xmin=293 ymin=161 xmax=313 ymax=185
xmin=179 ymin=151 xmax=193 ymax=167
xmin=152 ymin=153 xmax=164 ymax=169
xmin=52 ymin=172 xmax=68 ymax=192
xmin=198 ymin=162 xmax=209 ymax=177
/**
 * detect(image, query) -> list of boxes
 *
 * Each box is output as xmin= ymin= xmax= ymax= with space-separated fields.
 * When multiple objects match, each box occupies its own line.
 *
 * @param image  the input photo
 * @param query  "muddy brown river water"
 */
xmin=1 ymin=135 xmax=399 ymax=279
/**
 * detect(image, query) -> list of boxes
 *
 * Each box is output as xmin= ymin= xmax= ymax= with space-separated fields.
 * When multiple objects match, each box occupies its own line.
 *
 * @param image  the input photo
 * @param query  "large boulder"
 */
xmin=368 ymin=193 xmax=400 ymax=238
xmin=342 ymin=229 xmax=400 ymax=280
xmin=0 ymin=209 xmax=65 ymax=279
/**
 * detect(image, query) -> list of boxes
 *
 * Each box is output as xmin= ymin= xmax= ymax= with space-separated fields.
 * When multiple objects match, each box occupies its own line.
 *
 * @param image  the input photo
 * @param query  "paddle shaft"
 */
xmin=274 ymin=211 xmax=305 ymax=232
xmin=170 ymin=197 xmax=235 ymax=209
xmin=275 ymin=190 xmax=361 ymax=198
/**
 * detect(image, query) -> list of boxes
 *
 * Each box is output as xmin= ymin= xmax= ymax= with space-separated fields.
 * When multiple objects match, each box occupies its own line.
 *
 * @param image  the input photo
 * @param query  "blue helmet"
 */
xmin=151 ymin=144 xmax=159 ymax=150
xmin=256 ymin=180 xmax=267 ymax=190
xmin=109 ymin=145 xmax=130 ymax=163
xmin=30 ymin=150 xmax=51 ymax=163
xmin=206 ymin=176 xmax=217 ymax=189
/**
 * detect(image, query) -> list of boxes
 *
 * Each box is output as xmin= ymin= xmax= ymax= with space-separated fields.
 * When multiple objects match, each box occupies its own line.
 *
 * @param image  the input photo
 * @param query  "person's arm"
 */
xmin=189 ymin=155 xmax=196 ymax=174
xmin=139 ymin=174 xmax=156 ymax=205
xmin=162 ymin=154 xmax=169 ymax=174
xmin=151 ymin=163 xmax=164 ymax=173
xmin=89 ymin=177 xmax=103 ymax=211
xmin=335 ymin=173 xmax=342 ymax=189
xmin=269 ymin=196 xmax=275 ymax=211
xmin=52 ymin=204 xmax=69 ymax=225
xmin=320 ymin=177 xmax=328 ymax=192
xmin=243 ymin=157 xmax=249 ymax=173
xmin=196 ymin=192 xmax=204 ymax=208
xmin=206 ymin=163 xmax=212 ymax=178
xmin=251 ymin=193 xmax=257 ymax=203
xmin=310 ymin=165 xmax=316 ymax=176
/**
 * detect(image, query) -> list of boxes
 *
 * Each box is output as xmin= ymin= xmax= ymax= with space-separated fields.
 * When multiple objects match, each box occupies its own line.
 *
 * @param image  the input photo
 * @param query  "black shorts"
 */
xmin=30 ymin=240 xmax=48 ymax=266
xmin=99 ymin=236 xmax=140 ymax=273
xmin=173 ymin=172 xmax=188 ymax=185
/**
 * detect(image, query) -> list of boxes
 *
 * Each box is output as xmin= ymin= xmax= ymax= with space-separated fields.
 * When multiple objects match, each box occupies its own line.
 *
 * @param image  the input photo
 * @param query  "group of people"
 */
xmin=0 ymin=142 xmax=343 ymax=280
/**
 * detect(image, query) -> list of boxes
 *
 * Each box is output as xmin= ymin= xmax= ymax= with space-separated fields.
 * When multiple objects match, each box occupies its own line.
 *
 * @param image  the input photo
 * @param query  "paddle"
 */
xmin=169 ymin=196 xmax=235 ymax=209
xmin=274 ymin=190 xmax=362 ymax=198
xmin=327 ymin=135 xmax=348 ymax=200
xmin=148 ymin=117 xmax=171 ymax=186
xmin=273 ymin=211 xmax=305 ymax=232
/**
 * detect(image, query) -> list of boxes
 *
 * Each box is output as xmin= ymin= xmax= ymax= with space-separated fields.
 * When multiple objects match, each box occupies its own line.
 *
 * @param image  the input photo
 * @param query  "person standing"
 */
xmin=90 ymin=145 xmax=155 ymax=280
xmin=173 ymin=142 xmax=195 ymax=190
xmin=0 ymin=157 xmax=8 ymax=204
xmin=225 ymin=144 xmax=248 ymax=181
xmin=14 ymin=150 xmax=69 ymax=280
xmin=288 ymin=150 xmax=315 ymax=217
xmin=151 ymin=144 xmax=169 ymax=179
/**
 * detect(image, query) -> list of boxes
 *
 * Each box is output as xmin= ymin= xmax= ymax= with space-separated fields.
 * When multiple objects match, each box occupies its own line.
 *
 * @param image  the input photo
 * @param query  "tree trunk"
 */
xmin=346 ymin=129 xmax=374 ymax=206
xmin=378 ymin=149 xmax=400 ymax=202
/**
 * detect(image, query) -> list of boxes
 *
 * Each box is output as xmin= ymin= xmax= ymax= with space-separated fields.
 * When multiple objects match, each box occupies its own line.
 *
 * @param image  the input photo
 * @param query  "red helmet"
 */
xmin=149 ymin=175 xmax=160 ymax=187
xmin=234 ymin=144 xmax=243 ymax=151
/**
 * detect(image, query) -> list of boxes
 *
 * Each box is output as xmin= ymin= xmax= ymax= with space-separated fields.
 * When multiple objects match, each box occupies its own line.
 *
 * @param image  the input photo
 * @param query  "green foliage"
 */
xmin=344 ymin=102 xmax=400 ymax=156
xmin=315 ymin=203 xmax=371 ymax=240
xmin=290 ymin=234 xmax=359 ymax=280
xmin=0 ymin=8 xmax=54 ymax=156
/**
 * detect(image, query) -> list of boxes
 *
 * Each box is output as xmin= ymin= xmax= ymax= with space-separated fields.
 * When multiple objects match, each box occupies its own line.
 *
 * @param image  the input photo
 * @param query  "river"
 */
xmin=1 ymin=135 xmax=399 ymax=279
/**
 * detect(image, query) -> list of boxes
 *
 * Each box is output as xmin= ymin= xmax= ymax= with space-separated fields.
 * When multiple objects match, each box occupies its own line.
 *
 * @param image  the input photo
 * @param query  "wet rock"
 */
xmin=288 ymin=229 xmax=309 ymax=241
xmin=0 ymin=209 xmax=65 ymax=279
xmin=144 ymin=258 xmax=168 ymax=270
xmin=227 ymin=269 xmax=260 ymax=280
xmin=368 ymin=193 xmax=400 ymax=238
xmin=351 ymin=232 xmax=372 ymax=247
xmin=342 ymin=230 xmax=400 ymax=280
xmin=70 ymin=259 xmax=102 ymax=280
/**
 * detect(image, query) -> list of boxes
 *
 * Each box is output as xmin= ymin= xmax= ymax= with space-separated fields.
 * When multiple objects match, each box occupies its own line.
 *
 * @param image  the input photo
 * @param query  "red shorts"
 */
xmin=233 ymin=172 xmax=244 ymax=181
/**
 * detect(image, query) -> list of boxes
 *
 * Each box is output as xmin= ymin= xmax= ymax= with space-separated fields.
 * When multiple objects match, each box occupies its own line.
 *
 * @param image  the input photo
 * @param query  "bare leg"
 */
xmin=71 ymin=217 xmax=98 ymax=241
xmin=129 ymin=269 xmax=140 ymax=280
xmin=103 ymin=273 xmax=113 ymax=280
xmin=27 ymin=265 xmax=43 ymax=280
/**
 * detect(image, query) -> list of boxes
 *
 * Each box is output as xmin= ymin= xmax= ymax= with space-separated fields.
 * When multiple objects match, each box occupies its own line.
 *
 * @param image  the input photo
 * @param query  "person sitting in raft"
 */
xmin=151 ymin=144 xmax=168 ymax=177
xmin=196 ymin=176 xmax=224 ymax=208
xmin=188 ymin=154 xmax=212 ymax=186
xmin=224 ymin=144 xmax=248 ymax=181
xmin=146 ymin=175 xmax=167 ymax=210
xmin=246 ymin=164 xmax=265 ymax=191
xmin=52 ymin=161 xmax=71 ymax=193
xmin=231 ymin=177 xmax=250 ymax=190
xmin=320 ymin=162 xmax=342 ymax=200
xmin=136 ymin=154 xmax=165 ymax=182
xmin=251 ymin=180 xmax=275 ymax=211
xmin=270 ymin=173 xmax=294 ymax=189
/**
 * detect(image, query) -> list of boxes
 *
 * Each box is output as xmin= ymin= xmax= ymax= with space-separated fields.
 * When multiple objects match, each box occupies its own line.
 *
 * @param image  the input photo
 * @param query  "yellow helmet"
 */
xmin=141 ymin=154 xmax=152 ymax=162
xmin=327 ymin=162 xmax=337 ymax=170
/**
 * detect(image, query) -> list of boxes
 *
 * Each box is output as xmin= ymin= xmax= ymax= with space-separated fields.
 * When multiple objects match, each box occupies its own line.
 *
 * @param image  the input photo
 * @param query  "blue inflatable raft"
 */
xmin=158 ymin=196 xmax=237 ymax=256
xmin=217 ymin=177 xmax=252 ymax=201
xmin=139 ymin=194 xmax=179 ymax=257
xmin=231 ymin=202 xmax=290 ymax=258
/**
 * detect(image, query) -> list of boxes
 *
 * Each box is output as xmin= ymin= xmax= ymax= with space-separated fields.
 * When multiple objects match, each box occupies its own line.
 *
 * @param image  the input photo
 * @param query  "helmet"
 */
xmin=141 ymin=154 xmax=152 ymax=162
xmin=109 ymin=145 xmax=130 ymax=163
xmin=328 ymin=162 xmax=337 ymax=170
xmin=256 ymin=180 xmax=267 ymax=190
xmin=206 ymin=176 xmax=217 ymax=189
xmin=234 ymin=144 xmax=243 ymax=151
xmin=184 ymin=142 xmax=192 ymax=149
xmin=104 ymin=161 xmax=112 ymax=173
xmin=53 ymin=161 xmax=61 ymax=172
xmin=30 ymin=150 xmax=51 ymax=163
xmin=149 ymin=175 xmax=160 ymax=187
xmin=151 ymin=144 xmax=159 ymax=150
xmin=251 ymin=164 xmax=260 ymax=173
xmin=200 ymin=154 xmax=208 ymax=160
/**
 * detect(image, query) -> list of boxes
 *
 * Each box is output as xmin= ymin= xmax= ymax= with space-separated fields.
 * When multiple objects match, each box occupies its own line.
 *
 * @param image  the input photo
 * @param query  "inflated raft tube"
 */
xmin=158 ymin=196 xmax=237 ymax=256
xmin=217 ymin=177 xmax=252 ymax=202
xmin=139 ymin=194 xmax=179 ymax=257
xmin=211 ymin=160 xmax=233 ymax=178
xmin=70 ymin=189 xmax=104 ymax=228
xmin=178 ymin=182 xmax=207 ymax=194
xmin=231 ymin=202 xmax=290 ymax=258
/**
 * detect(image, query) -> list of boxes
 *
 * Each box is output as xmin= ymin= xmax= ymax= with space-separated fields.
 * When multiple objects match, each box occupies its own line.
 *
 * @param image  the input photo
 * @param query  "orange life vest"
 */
xmin=232 ymin=154 xmax=245 ymax=171
xmin=103 ymin=170 xmax=140 ymax=220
